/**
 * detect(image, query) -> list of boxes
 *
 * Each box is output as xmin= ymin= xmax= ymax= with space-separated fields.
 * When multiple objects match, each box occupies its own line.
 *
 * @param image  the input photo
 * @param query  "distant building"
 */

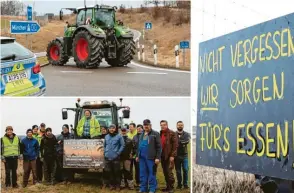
xmin=45 ymin=13 xmax=54 ymax=20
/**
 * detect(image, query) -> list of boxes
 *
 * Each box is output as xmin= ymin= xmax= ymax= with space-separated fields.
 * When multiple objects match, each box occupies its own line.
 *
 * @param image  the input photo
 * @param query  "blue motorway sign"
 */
xmin=10 ymin=21 xmax=40 ymax=34
xmin=196 ymin=12 xmax=294 ymax=180
xmin=27 ymin=6 xmax=32 ymax=21
xmin=145 ymin=22 xmax=152 ymax=30
xmin=180 ymin=41 xmax=190 ymax=49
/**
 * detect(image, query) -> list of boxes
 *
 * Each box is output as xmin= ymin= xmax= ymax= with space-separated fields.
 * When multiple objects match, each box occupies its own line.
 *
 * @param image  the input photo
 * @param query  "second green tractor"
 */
xmin=46 ymin=5 xmax=136 ymax=68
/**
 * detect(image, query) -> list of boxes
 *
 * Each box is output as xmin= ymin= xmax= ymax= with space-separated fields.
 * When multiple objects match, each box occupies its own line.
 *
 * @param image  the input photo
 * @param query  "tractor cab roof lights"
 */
xmin=82 ymin=100 xmax=111 ymax=106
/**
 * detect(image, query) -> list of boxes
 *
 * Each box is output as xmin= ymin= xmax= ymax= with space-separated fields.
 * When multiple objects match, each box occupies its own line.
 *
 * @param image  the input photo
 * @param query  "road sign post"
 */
xmin=175 ymin=45 xmax=179 ymax=68
xmin=142 ymin=45 xmax=145 ymax=62
xmin=180 ymin=41 xmax=190 ymax=67
xmin=153 ymin=44 xmax=157 ymax=65
xmin=137 ymin=41 xmax=141 ymax=61
xmin=10 ymin=21 xmax=40 ymax=34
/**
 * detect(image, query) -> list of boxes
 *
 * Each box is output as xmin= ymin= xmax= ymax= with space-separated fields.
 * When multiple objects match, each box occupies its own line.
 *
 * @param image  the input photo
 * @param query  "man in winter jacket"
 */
xmin=32 ymin=124 xmax=44 ymax=183
xmin=21 ymin=129 xmax=40 ymax=187
xmin=1 ymin=126 xmax=21 ymax=188
xmin=104 ymin=124 xmax=125 ymax=190
xmin=77 ymin=110 xmax=101 ymax=139
xmin=120 ymin=128 xmax=135 ymax=190
xmin=136 ymin=119 xmax=162 ymax=193
xmin=40 ymin=127 xmax=58 ymax=185
xmin=98 ymin=126 xmax=108 ymax=139
xmin=132 ymin=124 xmax=143 ymax=187
xmin=175 ymin=121 xmax=190 ymax=189
xmin=55 ymin=124 xmax=74 ymax=183
xmin=160 ymin=120 xmax=178 ymax=193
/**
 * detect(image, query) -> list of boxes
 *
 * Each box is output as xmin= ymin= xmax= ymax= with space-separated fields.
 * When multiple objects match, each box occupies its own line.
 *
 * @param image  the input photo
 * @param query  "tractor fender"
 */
xmin=72 ymin=26 xmax=106 ymax=39
xmin=55 ymin=37 xmax=64 ymax=44
xmin=114 ymin=26 xmax=134 ymax=39
xmin=120 ymin=31 xmax=134 ymax=38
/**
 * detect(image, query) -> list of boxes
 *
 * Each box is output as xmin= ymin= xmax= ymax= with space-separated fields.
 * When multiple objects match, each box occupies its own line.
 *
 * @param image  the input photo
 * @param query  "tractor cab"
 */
xmin=60 ymin=5 xmax=119 ymax=28
xmin=62 ymin=98 xmax=130 ymax=137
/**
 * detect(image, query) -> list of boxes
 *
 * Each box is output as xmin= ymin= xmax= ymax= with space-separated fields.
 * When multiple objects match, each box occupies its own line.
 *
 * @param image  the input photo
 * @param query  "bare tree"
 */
xmin=1 ymin=0 xmax=25 ymax=15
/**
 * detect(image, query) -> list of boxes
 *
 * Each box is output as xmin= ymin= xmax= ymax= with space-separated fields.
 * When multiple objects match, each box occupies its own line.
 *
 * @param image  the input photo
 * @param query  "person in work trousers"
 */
xmin=56 ymin=124 xmax=74 ymax=183
xmin=40 ymin=127 xmax=58 ymax=185
xmin=160 ymin=120 xmax=178 ymax=193
xmin=77 ymin=110 xmax=101 ymax=139
xmin=127 ymin=123 xmax=137 ymax=183
xmin=136 ymin=119 xmax=162 ymax=193
xmin=21 ymin=129 xmax=40 ymax=187
xmin=1 ymin=126 xmax=21 ymax=188
xmin=132 ymin=124 xmax=143 ymax=187
xmin=32 ymin=124 xmax=44 ymax=183
xmin=120 ymin=127 xmax=135 ymax=190
xmin=175 ymin=121 xmax=190 ymax=189
xmin=104 ymin=124 xmax=125 ymax=190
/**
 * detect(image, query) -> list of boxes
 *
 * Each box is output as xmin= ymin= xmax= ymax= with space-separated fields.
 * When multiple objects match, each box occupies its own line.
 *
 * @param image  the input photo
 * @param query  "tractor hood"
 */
xmin=114 ymin=25 xmax=134 ymax=38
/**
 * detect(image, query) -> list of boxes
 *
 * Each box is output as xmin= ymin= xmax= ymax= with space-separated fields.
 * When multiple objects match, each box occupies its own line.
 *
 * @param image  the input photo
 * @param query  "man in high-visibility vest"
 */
xmin=77 ymin=110 xmax=101 ymax=139
xmin=1 ymin=126 xmax=22 ymax=188
xmin=33 ymin=124 xmax=44 ymax=183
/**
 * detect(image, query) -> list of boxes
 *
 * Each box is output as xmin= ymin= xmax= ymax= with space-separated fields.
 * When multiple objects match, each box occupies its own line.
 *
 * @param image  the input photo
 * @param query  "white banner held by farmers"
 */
xmin=153 ymin=44 xmax=157 ymax=65
xmin=137 ymin=41 xmax=141 ymax=60
xmin=142 ymin=44 xmax=145 ymax=62
xmin=175 ymin=45 xmax=179 ymax=68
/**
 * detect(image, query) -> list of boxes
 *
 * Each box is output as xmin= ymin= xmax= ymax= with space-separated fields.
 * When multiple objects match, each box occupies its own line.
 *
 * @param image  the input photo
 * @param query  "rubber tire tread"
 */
xmin=72 ymin=30 xmax=104 ymax=68
xmin=46 ymin=39 xmax=69 ymax=66
xmin=106 ymin=38 xmax=136 ymax=67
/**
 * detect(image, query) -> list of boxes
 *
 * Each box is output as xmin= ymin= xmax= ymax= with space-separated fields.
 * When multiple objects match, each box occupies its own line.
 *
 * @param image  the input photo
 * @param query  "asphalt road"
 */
xmin=39 ymin=30 xmax=190 ymax=96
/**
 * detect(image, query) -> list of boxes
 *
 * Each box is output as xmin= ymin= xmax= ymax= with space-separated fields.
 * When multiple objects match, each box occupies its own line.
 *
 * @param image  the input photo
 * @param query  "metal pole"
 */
xmin=154 ymin=44 xmax=157 ymax=65
xmin=183 ymin=48 xmax=185 ymax=66
xmin=137 ymin=41 xmax=141 ymax=61
xmin=175 ymin=45 xmax=179 ymax=68
xmin=142 ymin=45 xmax=145 ymax=62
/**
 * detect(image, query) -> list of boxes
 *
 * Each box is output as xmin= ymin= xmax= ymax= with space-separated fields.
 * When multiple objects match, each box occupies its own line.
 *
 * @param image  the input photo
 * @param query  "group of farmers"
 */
xmin=1 ymin=109 xmax=191 ymax=193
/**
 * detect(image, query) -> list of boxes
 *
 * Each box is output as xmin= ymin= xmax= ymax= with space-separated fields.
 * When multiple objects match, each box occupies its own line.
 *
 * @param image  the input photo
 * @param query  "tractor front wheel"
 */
xmin=72 ymin=30 xmax=104 ymax=68
xmin=106 ymin=38 xmax=136 ymax=67
xmin=46 ymin=40 xmax=69 ymax=66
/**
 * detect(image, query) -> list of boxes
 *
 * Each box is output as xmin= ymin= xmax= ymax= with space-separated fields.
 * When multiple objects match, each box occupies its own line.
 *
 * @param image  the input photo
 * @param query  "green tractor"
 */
xmin=46 ymin=5 xmax=136 ymax=68
xmin=60 ymin=98 xmax=130 ymax=174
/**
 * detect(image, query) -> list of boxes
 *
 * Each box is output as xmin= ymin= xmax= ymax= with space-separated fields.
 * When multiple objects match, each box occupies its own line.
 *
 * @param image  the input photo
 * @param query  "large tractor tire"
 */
xmin=72 ymin=30 xmax=104 ymax=68
xmin=46 ymin=40 xmax=69 ymax=66
xmin=106 ymin=38 xmax=136 ymax=67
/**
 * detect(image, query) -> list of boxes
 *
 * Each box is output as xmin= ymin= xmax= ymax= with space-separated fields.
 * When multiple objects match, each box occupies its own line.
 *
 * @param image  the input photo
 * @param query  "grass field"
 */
xmin=1 ymin=144 xmax=191 ymax=193
xmin=192 ymin=139 xmax=264 ymax=193
xmin=0 ymin=7 xmax=190 ymax=70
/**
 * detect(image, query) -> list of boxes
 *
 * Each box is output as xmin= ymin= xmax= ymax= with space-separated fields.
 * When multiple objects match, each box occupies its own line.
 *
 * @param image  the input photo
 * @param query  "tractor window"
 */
xmin=95 ymin=9 xmax=114 ymax=27
xmin=77 ymin=10 xmax=86 ymax=25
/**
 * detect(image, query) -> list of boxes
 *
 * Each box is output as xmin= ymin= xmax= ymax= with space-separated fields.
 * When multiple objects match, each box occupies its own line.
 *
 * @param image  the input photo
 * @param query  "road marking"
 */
xmin=130 ymin=61 xmax=190 ymax=74
xmin=60 ymin=71 xmax=93 ymax=74
xmin=127 ymin=72 xmax=167 ymax=75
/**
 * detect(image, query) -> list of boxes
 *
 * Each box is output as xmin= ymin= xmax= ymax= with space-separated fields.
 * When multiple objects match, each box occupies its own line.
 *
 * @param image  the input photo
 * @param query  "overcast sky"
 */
xmin=191 ymin=0 xmax=294 ymax=128
xmin=22 ymin=0 xmax=145 ymax=15
xmin=1 ymin=97 xmax=190 ymax=136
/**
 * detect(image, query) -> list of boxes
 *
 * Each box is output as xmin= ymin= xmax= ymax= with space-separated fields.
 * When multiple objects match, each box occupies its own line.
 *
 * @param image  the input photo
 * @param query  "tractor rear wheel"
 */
xmin=72 ymin=30 xmax=104 ymax=68
xmin=106 ymin=38 xmax=136 ymax=67
xmin=46 ymin=40 xmax=69 ymax=66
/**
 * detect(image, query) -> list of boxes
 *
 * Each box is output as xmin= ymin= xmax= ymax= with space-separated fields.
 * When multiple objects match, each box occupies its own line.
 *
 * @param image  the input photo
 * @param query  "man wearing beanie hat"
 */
xmin=120 ymin=127 xmax=135 ymax=190
xmin=55 ymin=124 xmax=74 ymax=183
xmin=21 ymin=129 xmax=40 ymax=188
xmin=1 ymin=126 xmax=21 ymax=188
xmin=40 ymin=127 xmax=58 ymax=185
xmin=104 ymin=124 xmax=125 ymax=191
